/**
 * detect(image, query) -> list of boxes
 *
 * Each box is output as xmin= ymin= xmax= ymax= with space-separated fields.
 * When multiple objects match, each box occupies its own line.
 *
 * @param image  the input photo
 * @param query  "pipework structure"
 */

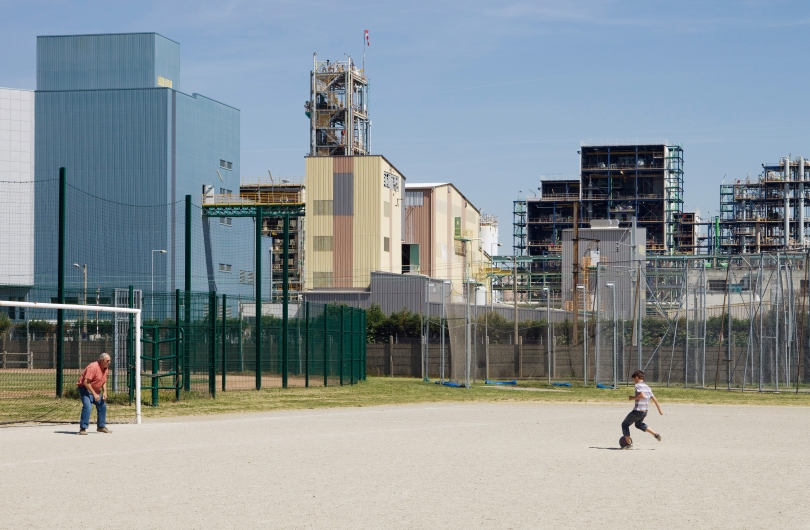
xmin=307 ymin=53 xmax=370 ymax=157
xmin=719 ymin=156 xmax=810 ymax=253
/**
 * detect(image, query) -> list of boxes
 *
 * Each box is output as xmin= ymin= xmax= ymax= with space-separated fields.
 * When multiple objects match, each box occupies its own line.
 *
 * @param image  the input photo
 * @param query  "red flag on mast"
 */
xmin=364 ymin=29 xmax=369 ymax=46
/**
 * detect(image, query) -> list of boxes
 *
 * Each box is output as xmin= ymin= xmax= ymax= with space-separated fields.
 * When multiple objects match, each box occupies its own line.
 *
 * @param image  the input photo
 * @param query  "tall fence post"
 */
xmin=362 ymin=310 xmax=367 ymax=381
xmin=339 ymin=305 xmax=345 ymax=386
xmin=255 ymin=205 xmax=263 ymax=390
xmin=209 ymin=292 xmax=217 ymax=398
xmin=56 ymin=167 xmax=66 ymax=397
xmin=222 ymin=293 xmax=227 ymax=392
xmin=175 ymin=289 xmax=181 ymax=400
xmin=128 ymin=285 xmax=135 ymax=404
xmin=282 ymin=213 xmax=289 ymax=389
xmin=323 ymin=306 xmax=329 ymax=387
xmin=389 ymin=335 xmax=394 ymax=377
xmin=184 ymin=195 xmax=192 ymax=392
xmin=305 ymin=302 xmax=310 ymax=388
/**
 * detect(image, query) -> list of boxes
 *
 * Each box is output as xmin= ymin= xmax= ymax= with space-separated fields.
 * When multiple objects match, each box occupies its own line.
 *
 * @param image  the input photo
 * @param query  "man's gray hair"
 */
xmin=99 ymin=352 xmax=111 ymax=361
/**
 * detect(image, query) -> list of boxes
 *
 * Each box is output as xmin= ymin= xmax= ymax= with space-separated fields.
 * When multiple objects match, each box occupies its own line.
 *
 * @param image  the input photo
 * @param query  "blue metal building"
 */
xmin=34 ymin=33 xmax=260 ymax=308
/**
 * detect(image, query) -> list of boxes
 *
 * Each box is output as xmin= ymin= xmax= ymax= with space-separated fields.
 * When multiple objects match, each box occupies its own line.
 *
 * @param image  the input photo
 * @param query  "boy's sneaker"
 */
xmin=78 ymin=429 xmax=87 ymax=435
xmin=622 ymin=444 xmax=633 ymax=450
xmin=655 ymin=433 xmax=662 ymax=442
xmin=96 ymin=427 xmax=112 ymax=434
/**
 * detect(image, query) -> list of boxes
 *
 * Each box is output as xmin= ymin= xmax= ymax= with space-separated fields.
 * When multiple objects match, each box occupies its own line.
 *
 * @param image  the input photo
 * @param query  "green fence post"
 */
xmin=324 ymin=306 xmax=329 ymax=387
xmin=238 ymin=295 xmax=244 ymax=372
xmin=305 ymin=302 xmax=310 ymax=388
xmin=282 ymin=213 xmax=289 ymax=389
xmin=209 ymin=292 xmax=217 ymax=398
xmin=184 ymin=195 xmax=192 ymax=392
xmin=255 ymin=205 xmax=263 ymax=390
xmin=56 ymin=167 xmax=66 ymax=397
xmin=340 ymin=305 xmax=345 ymax=386
xmin=222 ymin=293 xmax=227 ymax=392
xmin=175 ymin=289 xmax=181 ymax=401
xmin=128 ymin=285 xmax=134 ymax=404
xmin=350 ymin=308 xmax=355 ymax=385
xmin=151 ymin=327 xmax=159 ymax=407
xmin=362 ymin=310 xmax=367 ymax=381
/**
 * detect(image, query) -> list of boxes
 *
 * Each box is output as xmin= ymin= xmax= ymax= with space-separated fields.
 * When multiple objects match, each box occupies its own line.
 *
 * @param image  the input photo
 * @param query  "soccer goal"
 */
xmin=0 ymin=300 xmax=143 ymax=425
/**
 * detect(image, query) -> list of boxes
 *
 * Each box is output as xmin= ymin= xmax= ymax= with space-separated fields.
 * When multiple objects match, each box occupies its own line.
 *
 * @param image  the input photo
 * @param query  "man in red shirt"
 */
xmin=77 ymin=353 xmax=112 ymax=435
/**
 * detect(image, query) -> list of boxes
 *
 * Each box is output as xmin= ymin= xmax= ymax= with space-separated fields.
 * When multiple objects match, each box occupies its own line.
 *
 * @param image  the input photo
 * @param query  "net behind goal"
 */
xmin=0 ymin=300 xmax=142 ymax=426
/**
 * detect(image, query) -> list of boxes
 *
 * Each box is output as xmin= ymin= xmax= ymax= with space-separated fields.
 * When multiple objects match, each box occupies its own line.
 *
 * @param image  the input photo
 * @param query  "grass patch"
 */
xmin=4 ymin=377 xmax=810 ymax=425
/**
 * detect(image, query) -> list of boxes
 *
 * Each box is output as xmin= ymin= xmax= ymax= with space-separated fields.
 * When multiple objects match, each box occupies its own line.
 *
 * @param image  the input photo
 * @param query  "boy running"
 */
xmin=622 ymin=370 xmax=662 ymax=449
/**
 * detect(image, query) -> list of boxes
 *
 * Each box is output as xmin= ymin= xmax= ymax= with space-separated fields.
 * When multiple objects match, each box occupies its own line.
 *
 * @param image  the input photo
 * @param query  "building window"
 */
xmin=314 ymin=236 xmax=333 ymax=251
xmin=219 ymin=160 xmax=233 ymax=170
xmin=708 ymin=280 xmax=727 ymax=291
xmin=384 ymin=201 xmax=390 ymax=217
xmin=314 ymin=272 xmax=333 ymax=288
xmin=157 ymin=76 xmax=173 ymax=88
xmin=383 ymin=172 xmax=399 ymax=191
xmin=220 ymin=217 xmax=232 ymax=226
xmin=219 ymin=188 xmax=232 ymax=196
xmin=405 ymin=191 xmax=424 ymax=207
xmin=314 ymin=200 xmax=333 ymax=215
xmin=384 ymin=237 xmax=390 ymax=252
xmin=219 ymin=263 xmax=232 ymax=273
xmin=239 ymin=270 xmax=254 ymax=285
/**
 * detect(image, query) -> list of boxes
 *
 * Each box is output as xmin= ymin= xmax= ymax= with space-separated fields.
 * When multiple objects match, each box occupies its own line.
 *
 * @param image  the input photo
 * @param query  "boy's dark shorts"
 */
xmin=622 ymin=410 xmax=648 ymax=437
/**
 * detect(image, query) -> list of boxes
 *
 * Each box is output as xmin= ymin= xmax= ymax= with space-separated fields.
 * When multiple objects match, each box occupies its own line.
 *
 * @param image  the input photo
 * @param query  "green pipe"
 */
xmin=56 ymin=167 xmax=66 ymax=397
xmin=221 ymin=294 xmax=227 ymax=392
xmin=255 ymin=206 xmax=263 ymax=390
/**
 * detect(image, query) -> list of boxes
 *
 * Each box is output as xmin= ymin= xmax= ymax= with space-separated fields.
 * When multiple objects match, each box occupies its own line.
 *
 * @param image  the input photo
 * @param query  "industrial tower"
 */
xmin=307 ymin=53 xmax=370 ymax=156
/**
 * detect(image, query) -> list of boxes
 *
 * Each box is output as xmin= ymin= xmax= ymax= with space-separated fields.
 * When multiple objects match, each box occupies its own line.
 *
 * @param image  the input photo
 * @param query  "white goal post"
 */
xmin=0 ymin=300 xmax=143 ymax=424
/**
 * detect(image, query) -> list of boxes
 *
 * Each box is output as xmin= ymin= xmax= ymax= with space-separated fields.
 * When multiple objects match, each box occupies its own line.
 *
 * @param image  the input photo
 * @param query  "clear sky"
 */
xmin=3 ymin=0 xmax=810 ymax=254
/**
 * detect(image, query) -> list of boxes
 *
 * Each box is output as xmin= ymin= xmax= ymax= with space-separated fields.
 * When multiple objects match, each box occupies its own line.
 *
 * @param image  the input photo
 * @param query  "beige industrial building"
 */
xmin=404 ymin=182 xmax=490 ymax=302
xmin=305 ymin=155 xmax=404 ymax=289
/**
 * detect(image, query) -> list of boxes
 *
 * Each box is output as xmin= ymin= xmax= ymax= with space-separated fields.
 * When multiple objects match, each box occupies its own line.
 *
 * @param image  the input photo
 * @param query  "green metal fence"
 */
xmin=0 ymin=289 xmax=367 ymax=425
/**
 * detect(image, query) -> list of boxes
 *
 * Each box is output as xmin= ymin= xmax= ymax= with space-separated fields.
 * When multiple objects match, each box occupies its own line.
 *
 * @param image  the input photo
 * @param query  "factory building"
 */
xmin=304 ymin=155 xmax=404 ymax=289
xmin=33 ymin=33 xmax=245 ymax=297
xmin=719 ymin=156 xmax=810 ymax=253
xmin=519 ymin=143 xmax=684 ymax=257
xmin=403 ymin=182 xmax=490 ymax=303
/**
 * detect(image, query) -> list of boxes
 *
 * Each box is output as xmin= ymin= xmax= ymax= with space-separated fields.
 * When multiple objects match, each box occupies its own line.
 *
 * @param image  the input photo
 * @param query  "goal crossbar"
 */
xmin=0 ymin=300 xmax=143 ymax=424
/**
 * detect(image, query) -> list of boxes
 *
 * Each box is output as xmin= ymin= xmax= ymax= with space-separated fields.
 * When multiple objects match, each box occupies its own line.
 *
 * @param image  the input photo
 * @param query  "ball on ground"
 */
xmin=619 ymin=436 xmax=631 ymax=448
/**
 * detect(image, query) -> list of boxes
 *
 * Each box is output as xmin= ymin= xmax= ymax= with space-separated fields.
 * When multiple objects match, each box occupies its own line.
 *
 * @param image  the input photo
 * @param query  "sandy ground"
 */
xmin=1 ymin=402 xmax=808 ymax=529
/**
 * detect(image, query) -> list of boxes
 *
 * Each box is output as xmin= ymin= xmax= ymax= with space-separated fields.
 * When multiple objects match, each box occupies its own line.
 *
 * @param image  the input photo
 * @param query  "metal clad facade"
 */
xmin=305 ymin=155 xmax=404 ymax=290
xmin=37 ymin=33 xmax=179 ymax=91
xmin=34 ymin=33 xmax=240 ymax=296
xmin=404 ymin=189 xmax=432 ymax=275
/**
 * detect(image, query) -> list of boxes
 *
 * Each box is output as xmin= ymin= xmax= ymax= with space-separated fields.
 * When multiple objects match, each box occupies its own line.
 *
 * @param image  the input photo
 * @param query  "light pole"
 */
xmin=151 ymin=249 xmax=167 ymax=320
xmin=577 ymin=284 xmax=586 ymax=386
xmin=607 ymin=282 xmax=617 ymax=388
xmin=73 ymin=263 xmax=87 ymax=365
xmin=543 ymin=286 xmax=551 ymax=384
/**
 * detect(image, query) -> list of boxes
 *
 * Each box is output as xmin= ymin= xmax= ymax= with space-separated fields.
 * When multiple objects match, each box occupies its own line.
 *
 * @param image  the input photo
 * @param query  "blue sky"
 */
xmin=3 ymin=0 xmax=810 ymax=253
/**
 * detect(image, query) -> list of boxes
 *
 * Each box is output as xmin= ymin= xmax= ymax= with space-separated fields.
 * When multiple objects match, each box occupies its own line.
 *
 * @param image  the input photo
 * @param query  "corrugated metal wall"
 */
xmin=304 ymin=156 xmax=334 ymax=288
xmin=37 ymin=33 xmax=179 ymax=91
xmin=333 ymin=157 xmax=353 ymax=287
xmin=404 ymin=189 xmax=432 ymax=275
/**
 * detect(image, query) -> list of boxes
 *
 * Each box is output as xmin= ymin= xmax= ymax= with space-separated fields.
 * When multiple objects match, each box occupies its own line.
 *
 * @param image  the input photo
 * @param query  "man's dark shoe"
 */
xmin=79 ymin=429 xmax=88 ymax=435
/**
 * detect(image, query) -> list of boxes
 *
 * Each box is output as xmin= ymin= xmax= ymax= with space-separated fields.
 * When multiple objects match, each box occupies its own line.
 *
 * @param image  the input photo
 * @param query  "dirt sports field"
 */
xmin=1 ymin=402 xmax=808 ymax=529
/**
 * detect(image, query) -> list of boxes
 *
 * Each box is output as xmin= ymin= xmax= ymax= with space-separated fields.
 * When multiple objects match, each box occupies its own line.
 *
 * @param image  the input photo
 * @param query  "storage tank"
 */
xmin=480 ymin=213 xmax=499 ymax=256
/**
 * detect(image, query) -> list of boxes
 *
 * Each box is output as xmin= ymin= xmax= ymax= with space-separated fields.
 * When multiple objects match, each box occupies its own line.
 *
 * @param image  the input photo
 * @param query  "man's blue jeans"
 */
xmin=78 ymin=386 xmax=106 ymax=430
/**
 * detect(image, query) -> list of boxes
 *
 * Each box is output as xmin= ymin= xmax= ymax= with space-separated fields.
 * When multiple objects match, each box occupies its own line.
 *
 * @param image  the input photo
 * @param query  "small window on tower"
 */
xmin=384 ymin=237 xmax=390 ymax=252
